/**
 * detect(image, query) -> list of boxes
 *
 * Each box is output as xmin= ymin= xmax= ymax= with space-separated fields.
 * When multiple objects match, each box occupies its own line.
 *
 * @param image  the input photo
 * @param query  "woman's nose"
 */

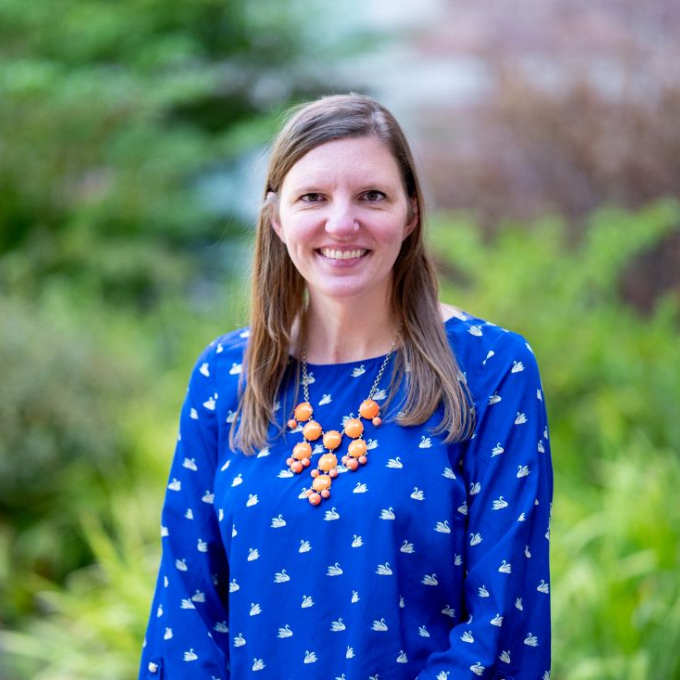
xmin=324 ymin=200 xmax=359 ymax=237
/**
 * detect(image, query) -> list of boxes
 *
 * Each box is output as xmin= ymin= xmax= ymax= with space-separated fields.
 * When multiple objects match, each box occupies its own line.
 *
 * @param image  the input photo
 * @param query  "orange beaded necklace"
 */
xmin=286 ymin=340 xmax=398 ymax=505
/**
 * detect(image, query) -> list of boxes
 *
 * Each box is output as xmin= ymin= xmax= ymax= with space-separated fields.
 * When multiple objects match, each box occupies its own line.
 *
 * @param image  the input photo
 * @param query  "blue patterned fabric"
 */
xmin=139 ymin=312 xmax=553 ymax=680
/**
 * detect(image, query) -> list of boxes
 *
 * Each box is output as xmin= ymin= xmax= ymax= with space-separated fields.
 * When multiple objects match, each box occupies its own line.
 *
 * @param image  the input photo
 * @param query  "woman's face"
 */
xmin=271 ymin=136 xmax=418 ymax=306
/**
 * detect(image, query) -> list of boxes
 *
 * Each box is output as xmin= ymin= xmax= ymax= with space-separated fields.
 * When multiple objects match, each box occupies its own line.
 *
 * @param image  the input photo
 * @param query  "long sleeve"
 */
xmin=139 ymin=343 xmax=230 ymax=679
xmin=417 ymin=332 xmax=553 ymax=680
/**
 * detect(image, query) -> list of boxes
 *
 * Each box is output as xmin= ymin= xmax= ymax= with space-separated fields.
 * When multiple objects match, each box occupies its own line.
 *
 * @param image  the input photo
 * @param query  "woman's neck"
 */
xmin=297 ymin=291 xmax=399 ymax=364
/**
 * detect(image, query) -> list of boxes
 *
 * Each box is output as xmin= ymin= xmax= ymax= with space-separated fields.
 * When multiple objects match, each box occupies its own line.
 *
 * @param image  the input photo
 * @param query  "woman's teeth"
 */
xmin=319 ymin=248 xmax=367 ymax=260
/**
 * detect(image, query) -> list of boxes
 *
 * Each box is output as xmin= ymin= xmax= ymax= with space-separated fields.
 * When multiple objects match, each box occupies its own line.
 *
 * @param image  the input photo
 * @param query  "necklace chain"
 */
xmin=301 ymin=338 xmax=398 ymax=406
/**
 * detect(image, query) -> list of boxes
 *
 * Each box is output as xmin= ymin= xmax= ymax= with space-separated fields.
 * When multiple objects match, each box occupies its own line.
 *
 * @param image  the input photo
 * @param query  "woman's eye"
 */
xmin=363 ymin=190 xmax=386 ymax=202
xmin=301 ymin=193 xmax=324 ymax=203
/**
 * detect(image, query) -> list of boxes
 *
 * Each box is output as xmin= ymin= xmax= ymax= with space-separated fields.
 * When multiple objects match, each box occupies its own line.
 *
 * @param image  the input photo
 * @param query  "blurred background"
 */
xmin=1 ymin=0 xmax=679 ymax=678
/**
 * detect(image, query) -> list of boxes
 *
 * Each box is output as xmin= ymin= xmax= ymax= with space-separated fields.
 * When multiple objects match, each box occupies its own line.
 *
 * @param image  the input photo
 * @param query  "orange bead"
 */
xmin=293 ymin=442 xmax=312 ymax=460
xmin=348 ymin=439 xmax=367 ymax=458
xmin=287 ymin=418 xmax=298 ymax=430
xmin=303 ymin=420 xmax=322 ymax=441
xmin=305 ymin=489 xmax=313 ymax=497
xmin=344 ymin=418 xmax=364 ymax=438
xmin=311 ymin=469 xmax=320 ymax=478
xmin=290 ymin=461 xmax=303 ymax=473
xmin=309 ymin=493 xmax=321 ymax=505
xmin=294 ymin=402 xmax=313 ymax=422
xmin=320 ymin=489 xmax=331 ymax=499
xmin=323 ymin=430 xmax=342 ymax=450
xmin=328 ymin=468 xmax=338 ymax=479
xmin=318 ymin=453 xmax=338 ymax=472
xmin=358 ymin=455 xmax=367 ymax=465
xmin=302 ymin=457 xmax=311 ymax=467
xmin=345 ymin=458 xmax=359 ymax=471
xmin=372 ymin=416 xmax=382 ymax=427
xmin=341 ymin=455 xmax=349 ymax=466
xmin=359 ymin=399 xmax=380 ymax=419
xmin=286 ymin=457 xmax=294 ymax=466
xmin=312 ymin=474 xmax=331 ymax=491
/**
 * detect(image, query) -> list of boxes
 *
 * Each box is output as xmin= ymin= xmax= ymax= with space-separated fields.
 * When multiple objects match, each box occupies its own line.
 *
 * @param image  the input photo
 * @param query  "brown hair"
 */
xmin=231 ymin=93 xmax=473 ymax=453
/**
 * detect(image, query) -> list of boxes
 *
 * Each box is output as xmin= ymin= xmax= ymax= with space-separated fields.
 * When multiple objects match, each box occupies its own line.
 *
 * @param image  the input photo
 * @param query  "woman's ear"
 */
xmin=266 ymin=192 xmax=285 ymax=243
xmin=404 ymin=197 xmax=419 ymax=237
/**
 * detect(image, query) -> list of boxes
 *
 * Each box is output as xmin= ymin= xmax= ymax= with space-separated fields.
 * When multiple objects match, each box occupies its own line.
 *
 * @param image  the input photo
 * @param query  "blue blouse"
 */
xmin=139 ymin=311 xmax=553 ymax=680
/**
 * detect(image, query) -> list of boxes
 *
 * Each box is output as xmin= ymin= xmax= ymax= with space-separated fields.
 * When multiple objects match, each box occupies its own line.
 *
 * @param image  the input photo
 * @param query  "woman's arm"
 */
xmin=418 ymin=332 xmax=553 ymax=680
xmin=139 ymin=342 xmax=230 ymax=679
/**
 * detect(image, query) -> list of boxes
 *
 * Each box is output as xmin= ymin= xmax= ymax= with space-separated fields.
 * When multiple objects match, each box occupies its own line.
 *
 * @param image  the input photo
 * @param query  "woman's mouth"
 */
xmin=317 ymin=248 xmax=369 ymax=260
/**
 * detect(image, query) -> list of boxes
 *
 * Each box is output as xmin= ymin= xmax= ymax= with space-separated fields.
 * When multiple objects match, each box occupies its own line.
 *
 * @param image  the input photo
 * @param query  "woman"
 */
xmin=139 ymin=94 xmax=553 ymax=679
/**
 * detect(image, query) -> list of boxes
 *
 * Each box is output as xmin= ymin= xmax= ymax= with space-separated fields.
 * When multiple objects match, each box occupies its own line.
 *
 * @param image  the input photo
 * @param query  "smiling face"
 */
xmin=270 ymin=136 xmax=418 ymax=308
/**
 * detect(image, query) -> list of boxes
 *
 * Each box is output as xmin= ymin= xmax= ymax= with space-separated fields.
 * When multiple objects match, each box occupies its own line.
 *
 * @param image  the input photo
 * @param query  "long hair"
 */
xmin=231 ymin=93 xmax=473 ymax=453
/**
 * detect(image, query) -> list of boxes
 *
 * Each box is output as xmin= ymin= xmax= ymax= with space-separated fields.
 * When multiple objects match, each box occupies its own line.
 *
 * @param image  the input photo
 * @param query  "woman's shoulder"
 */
xmin=189 ymin=326 xmax=250 ymax=381
xmin=442 ymin=305 xmax=540 ymax=385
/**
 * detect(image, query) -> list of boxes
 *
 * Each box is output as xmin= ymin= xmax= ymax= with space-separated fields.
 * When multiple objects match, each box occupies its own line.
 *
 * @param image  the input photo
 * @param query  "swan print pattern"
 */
xmin=140 ymin=316 xmax=553 ymax=679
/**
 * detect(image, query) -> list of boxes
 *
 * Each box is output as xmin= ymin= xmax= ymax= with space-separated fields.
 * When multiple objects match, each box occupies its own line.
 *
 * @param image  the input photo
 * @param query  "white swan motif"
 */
xmin=197 ymin=538 xmax=208 ymax=552
xmin=488 ymin=393 xmax=502 ymax=405
xmin=442 ymin=466 xmax=456 ymax=479
xmin=301 ymin=595 xmax=314 ymax=608
xmin=515 ymin=597 xmax=523 ymax=611
xmin=252 ymin=658 xmax=265 ymax=671
xmin=396 ymin=651 xmax=408 ymax=663
xmin=400 ymin=540 xmax=415 ymax=554
xmin=168 ymin=478 xmax=181 ymax=491
xmin=233 ymin=633 xmax=246 ymax=647
xmin=441 ymin=604 xmax=455 ymax=617
xmin=346 ymin=646 xmax=355 ymax=659
xmin=199 ymin=362 xmax=210 ymax=377
xmin=457 ymin=502 xmax=468 ymax=516
xmin=371 ymin=618 xmax=388 ymax=631
xmin=351 ymin=535 xmax=363 ymax=548
xmin=538 ymin=440 xmax=545 ymax=453
xmin=418 ymin=625 xmax=430 ymax=637
xmin=327 ymin=562 xmax=343 ymax=576
xmin=525 ymin=544 xmax=532 ymax=558
xmin=277 ymin=624 xmax=293 ymax=638
xmin=499 ymin=560 xmax=512 ymax=574
xmin=191 ymin=589 xmax=205 ymax=602
xmin=386 ymin=457 xmax=403 ymax=469
xmin=469 ymin=481 xmax=481 ymax=495
xmin=183 ymin=457 xmax=198 ymax=471
xmin=231 ymin=524 xmax=237 ymax=537
xmin=437 ymin=672 xmax=450 ymax=680
xmin=160 ymin=526 xmax=169 ymax=538
xmin=518 ymin=512 xmax=527 ymax=522
xmin=478 ymin=585 xmax=489 ymax=598
xmin=324 ymin=507 xmax=340 ymax=521
xmin=376 ymin=562 xmax=393 ymax=575
xmin=249 ymin=603 xmax=261 ymax=616
xmin=537 ymin=579 xmax=550 ymax=594
xmin=492 ymin=496 xmax=509 ymax=510
xmin=256 ymin=447 xmax=270 ymax=458
xmin=500 ymin=650 xmax=511 ymax=663
xmin=419 ymin=436 xmax=432 ymax=448
xmin=492 ymin=443 xmax=505 ymax=456
xmin=201 ymin=490 xmax=214 ymax=504
xmin=277 ymin=469 xmax=294 ymax=478
xmin=460 ymin=630 xmax=474 ymax=643
xmin=180 ymin=599 xmax=195 ymax=609
xmin=470 ymin=662 xmax=485 ymax=676
xmin=351 ymin=365 xmax=366 ymax=377
xmin=229 ymin=579 xmax=239 ymax=592
xmin=228 ymin=362 xmax=241 ymax=375
xmin=469 ymin=532 xmax=483 ymax=546
xmin=299 ymin=540 xmax=311 ymax=553
xmin=225 ymin=409 xmax=236 ymax=423
xmin=183 ymin=649 xmax=198 ymax=662
xmin=220 ymin=458 xmax=231 ymax=471
xmin=185 ymin=508 xmax=194 ymax=520
xmin=517 ymin=464 xmax=531 ymax=478
xmin=312 ymin=442 xmax=325 ymax=454
xmin=353 ymin=482 xmax=368 ymax=494
xmin=273 ymin=569 xmax=290 ymax=583
xmin=175 ymin=558 xmax=188 ymax=572
xmin=203 ymin=396 xmax=216 ymax=411
xmin=271 ymin=514 xmax=286 ymax=528
xmin=351 ymin=591 xmax=359 ymax=603
xmin=490 ymin=613 xmax=504 ymax=626
xmin=247 ymin=548 xmax=259 ymax=561
xmin=319 ymin=393 xmax=332 ymax=405
xmin=231 ymin=473 xmax=243 ymax=487
xmin=515 ymin=412 xmax=528 ymax=425
xmin=190 ymin=408 xmax=199 ymax=420
xmin=164 ymin=627 xmax=173 ymax=639
xmin=537 ymin=388 xmax=543 ymax=400
xmin=380 ymin=507 xmax=396 ymax=520
xmin=330 ymin=618 xmax=346 ymax=631
xmin=511 ymin=360 xmax=525 ymax=373
xmin=524 ymin=632 xmax=539 ymax=647
xmin=469 ymin=325 xmax=483 ymax=336
xmin=422 ymin=573 xmax=438 ymax=586
xmin=214 ymin=621 xmax=228 ymax=633
xmin=373 ymin=388 xmax=387 ymax=400
xmin=366 ymin=438 xmax=378 ymax=450
xmin=435 ymin=520 xmax=451 ymax=533
xmin=301 ymin=371 xmax=315 ymax=386
xmin=454 ymin=554 xmax=462 ymax=566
